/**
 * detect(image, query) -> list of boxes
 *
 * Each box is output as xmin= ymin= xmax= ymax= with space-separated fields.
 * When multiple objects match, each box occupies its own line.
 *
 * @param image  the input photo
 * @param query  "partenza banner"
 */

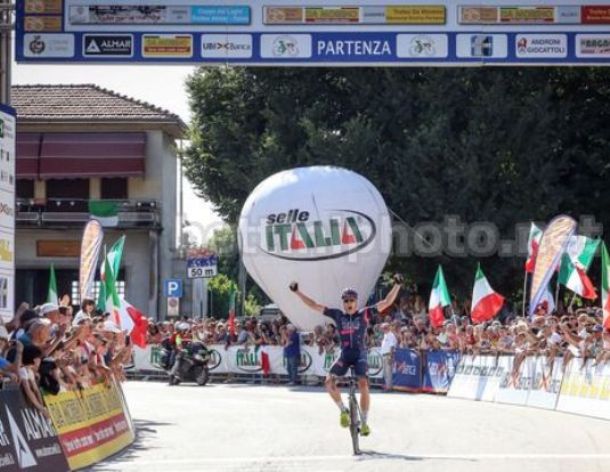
xmin=0 ymin=386 xmax=69 ymax=472
xmin=43 ymin=380 xmax=135 ymax=471
xmin=16 ymin=0 xmax=610 ymax=66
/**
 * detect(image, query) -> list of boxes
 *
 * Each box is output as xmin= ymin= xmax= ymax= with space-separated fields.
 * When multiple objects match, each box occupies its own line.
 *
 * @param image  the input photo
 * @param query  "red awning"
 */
xmin=16 ymin=133 xmax=41 ymax=179
xmin=39 ymin=132 xmax=146 ymax=179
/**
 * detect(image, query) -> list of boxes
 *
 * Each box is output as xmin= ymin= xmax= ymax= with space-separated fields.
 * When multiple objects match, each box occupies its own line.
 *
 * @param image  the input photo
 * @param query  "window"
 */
xmin=71 ymin=280 xmax=126 ymax=307
xmin=16 ymin=180 xmax=35 ymax=199
xmin=101 ymin=178 xmax=128 ymax=199
xmin=46 ymin=179 xmax=90 ymax=199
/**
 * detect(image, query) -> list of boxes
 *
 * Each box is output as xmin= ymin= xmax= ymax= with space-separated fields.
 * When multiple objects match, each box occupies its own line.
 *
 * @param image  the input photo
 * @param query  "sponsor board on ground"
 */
xmin=260 ymin=34 xmax=312 ymax=59
xmin=142 ymin=34 xmax=193 ymax=58
xmin=515 ymin=34 xmax=567 ymax=59
xmin=201 ymin=34 xmax=252 ymax=59
xmin=23 ymin=33 xmax=75 ymax=58
xmin=396 ymin=33 xmax=448 ymax=58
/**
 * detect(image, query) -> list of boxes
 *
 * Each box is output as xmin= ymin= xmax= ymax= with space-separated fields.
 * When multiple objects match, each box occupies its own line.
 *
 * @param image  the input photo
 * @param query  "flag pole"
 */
xmin=554 ymin=280 xmax=560 ymax=312
xmin=522 ymin=271 xmax=528 ymax=317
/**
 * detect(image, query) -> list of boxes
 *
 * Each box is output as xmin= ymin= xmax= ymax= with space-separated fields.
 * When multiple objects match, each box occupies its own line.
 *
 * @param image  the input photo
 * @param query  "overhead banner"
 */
xmin=79 ymin=219 xmax=104 ymax=302
xmin=0 ymin=387 xmax=70 ymax=472
xmin=15 ymin=0 xmax=610 ymax=66
xmin=529 ymin=215 xmax=577 ymax=315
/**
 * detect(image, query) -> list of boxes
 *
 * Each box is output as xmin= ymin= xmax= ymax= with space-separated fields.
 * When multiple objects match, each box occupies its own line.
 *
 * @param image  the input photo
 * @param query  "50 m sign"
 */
xmin=186 ymin=254 xmax=218 ymax=279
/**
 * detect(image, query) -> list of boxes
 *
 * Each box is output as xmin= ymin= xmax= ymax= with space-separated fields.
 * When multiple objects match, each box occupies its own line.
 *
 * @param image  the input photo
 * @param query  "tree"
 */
xmin=185 ymin=67 xmax=610 ymax=298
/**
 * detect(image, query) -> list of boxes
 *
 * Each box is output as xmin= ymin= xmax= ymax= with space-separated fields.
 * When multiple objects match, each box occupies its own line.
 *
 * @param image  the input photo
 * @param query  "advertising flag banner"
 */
xmin=529 ymin=215 xmax=577 ymax=315
xmin=79 ymin=220 xmax=104 ymax=302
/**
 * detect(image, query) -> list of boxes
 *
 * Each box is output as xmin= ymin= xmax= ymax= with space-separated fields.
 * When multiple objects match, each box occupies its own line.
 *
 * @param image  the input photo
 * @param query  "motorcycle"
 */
xmin=158 ymin=341 xmax=211 ymax=386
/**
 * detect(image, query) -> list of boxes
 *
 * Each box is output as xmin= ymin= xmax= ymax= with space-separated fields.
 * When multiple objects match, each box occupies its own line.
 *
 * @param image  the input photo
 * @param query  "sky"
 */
xmin=11 ymin=59 xmax=224 ymax=244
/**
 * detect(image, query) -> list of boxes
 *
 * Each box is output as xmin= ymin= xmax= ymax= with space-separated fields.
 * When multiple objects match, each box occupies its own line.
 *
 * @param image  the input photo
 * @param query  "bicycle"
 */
xmin=347 ymin=366 xmax=363 ymax=455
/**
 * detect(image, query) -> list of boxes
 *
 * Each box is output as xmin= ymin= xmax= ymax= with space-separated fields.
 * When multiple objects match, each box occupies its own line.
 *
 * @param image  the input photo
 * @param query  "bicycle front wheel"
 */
xmin=349 ymin=395 xmax=361 ymax=455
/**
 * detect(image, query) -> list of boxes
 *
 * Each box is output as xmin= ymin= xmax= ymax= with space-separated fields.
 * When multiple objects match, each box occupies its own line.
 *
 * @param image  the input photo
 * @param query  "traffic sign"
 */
xmin=163 ymin=279 xmax=183 ymax=298
xmin=15 ymin=0 xmax=610 ymax=66
xmin=187 ymin=254 xmax=218 ymax=279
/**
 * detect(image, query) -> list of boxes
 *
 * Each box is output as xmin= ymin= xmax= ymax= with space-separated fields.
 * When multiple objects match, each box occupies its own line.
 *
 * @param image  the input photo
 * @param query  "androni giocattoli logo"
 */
xmin=263 ymin=208 xmax=376 ymax=261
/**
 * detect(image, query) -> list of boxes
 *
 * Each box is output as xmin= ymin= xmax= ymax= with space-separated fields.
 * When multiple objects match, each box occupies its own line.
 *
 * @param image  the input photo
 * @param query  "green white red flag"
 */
xmin=428 ymin=266 xmax=451 ymax=328
xmin=47 ymin=264 xmax=58 ymax=304
xmin=525 ymin=223 xmax=543 ymax=273
xmin=471 ymin=264 xmax=505 ymax=324
xmin=602 ymin=243 xmax=610 ymax=330
xmin=558 ymin=236 xmax=599 ymax=300
xmin=228 ymin=289 xmax=237 ymax=336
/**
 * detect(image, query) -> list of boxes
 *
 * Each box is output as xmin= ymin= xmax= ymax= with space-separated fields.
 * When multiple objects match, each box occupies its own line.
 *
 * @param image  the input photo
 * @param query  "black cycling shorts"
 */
xmin=329 ymin=348 xmax=368 ymax=378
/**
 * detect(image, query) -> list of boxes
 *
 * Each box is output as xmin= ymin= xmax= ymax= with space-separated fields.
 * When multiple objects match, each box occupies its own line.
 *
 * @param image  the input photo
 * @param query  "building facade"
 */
xmin=12 ymin=84 xmax=186 ymax=319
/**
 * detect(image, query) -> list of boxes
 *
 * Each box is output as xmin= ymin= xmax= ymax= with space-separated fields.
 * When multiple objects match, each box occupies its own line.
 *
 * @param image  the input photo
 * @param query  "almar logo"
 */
xmin=263 ymin=209 xmax=376 ymax=261
xmin=367 ymin=351 xmax=383 ymax=376
xmin=235 ymin=347 xmax=262 ymax=372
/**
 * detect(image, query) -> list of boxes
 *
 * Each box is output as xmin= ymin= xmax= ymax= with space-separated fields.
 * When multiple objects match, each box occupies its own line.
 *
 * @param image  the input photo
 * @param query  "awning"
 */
xmin=16 ymin=133 xmax=41 ymax=179
xmin=39 ymin=132 xmax=146 ymax=178
xmin=15 ymin=132 xmax=147 ymax=179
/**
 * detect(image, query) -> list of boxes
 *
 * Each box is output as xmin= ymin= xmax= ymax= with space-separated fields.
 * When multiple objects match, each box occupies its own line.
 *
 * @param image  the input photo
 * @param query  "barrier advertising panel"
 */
xmin=392 ymin=348 xmax=422 ymax=392
xmin=43 ymin=381 xmax=135 ymax=470
xmin=422 ymin=350 xmax=460 ymax=393
xmin=0 ymin=387 xmax=69 ymax=472
xmin=556 ymin=359 xmax=610 ymax=419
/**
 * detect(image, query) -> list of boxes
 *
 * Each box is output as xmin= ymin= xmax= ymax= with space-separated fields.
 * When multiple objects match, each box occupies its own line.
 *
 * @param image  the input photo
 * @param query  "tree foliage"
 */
xmin=185 ymin=67 xmax=610 ymax=298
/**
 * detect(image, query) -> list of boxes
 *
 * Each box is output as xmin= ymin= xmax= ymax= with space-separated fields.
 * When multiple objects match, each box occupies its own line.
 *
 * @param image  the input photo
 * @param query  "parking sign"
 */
xmin=163 ymin=279 xmax=183 ymax=298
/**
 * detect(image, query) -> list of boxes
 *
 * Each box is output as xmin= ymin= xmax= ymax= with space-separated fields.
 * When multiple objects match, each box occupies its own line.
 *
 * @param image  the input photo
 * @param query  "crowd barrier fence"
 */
xmin=0 ymin=380 xmax=135 ymax=472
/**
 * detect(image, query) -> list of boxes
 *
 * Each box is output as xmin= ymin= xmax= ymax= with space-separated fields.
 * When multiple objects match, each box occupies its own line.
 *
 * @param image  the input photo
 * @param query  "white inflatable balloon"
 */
xmin=238 ymin=166 xmax=392 ymax=331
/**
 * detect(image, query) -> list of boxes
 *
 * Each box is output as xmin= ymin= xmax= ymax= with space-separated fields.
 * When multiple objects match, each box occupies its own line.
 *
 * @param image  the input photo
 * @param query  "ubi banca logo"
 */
xmin=262 ymin=208 xmax=376 ymax=261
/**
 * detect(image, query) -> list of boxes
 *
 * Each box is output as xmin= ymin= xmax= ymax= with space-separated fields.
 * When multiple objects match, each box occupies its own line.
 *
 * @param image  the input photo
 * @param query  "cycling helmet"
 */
xmin=341 ymin=288 xmax=358 ymax=301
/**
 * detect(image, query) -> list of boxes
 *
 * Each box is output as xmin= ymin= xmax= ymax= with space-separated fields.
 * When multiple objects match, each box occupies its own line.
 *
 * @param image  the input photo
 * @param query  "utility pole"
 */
xmin=0 ymin=0 xmax=13 ymax=105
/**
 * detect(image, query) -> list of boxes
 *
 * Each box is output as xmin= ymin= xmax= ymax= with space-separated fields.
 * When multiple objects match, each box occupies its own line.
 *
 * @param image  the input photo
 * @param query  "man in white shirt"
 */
xmin=380 ymin=323 xmax=397 ymax=391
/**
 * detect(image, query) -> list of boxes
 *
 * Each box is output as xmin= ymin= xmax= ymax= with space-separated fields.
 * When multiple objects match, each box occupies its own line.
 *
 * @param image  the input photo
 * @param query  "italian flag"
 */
xmin=525 ymin=223 xmax=543 ymax=273
xmin=428 ymin=266 xmax=451 ymax=328
xmin=97 ymin=236 xmax=125 ymax=312
xmin=602 ymin=242 xmax=610 ymax=330
xmin=558 ymin=235 xmax=599 ymax=300
xmin=89 ymin=200 xmax=119 ymax=227
xmin=471 ymin=264 xmax=505 ymax=324
xmin=47 ymin=265 xmax=58 ymax=304
xmin=104 ymin=257 xmax=134 ymax=333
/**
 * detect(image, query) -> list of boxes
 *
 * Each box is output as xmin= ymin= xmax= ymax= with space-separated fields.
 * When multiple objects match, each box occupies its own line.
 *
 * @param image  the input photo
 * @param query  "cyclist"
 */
xmin=289 ymin=274 xmax=403 ymax=436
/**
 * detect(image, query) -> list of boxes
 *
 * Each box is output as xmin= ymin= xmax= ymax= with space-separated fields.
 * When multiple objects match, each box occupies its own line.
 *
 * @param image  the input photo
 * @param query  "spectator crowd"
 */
xmin=0 ymin=299 xmax=133 ymax=418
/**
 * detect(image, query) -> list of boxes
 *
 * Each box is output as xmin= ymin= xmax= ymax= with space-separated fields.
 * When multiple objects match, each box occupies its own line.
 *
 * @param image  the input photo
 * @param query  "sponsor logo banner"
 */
xmin=582 ymin=6 xmax=610 ymax=24
xmin=456 ymin=34 xmax=508 ymax=58
xmin=43 ymin=382 xmax=135 ymax=471
xmin=25 ymin=0 xmax=62 ymax=14
xmin=264 ymin=7 xmax=303 ymax=24
xmin=576 ymin=34 xmax=610 ymax=57
xmin=305 ymin=7 xmax=359 ymax=24
xmin=142 ymin=34 xmax=193 ymax=58
xmin=385 ymin=5 xmax=445 ymax=24
xmin=422 ymin=350 xmax=460 ymax=393
xmin=556 ymin=5 xmax=581 ymax=23
xmin=24 ymin=33 xmax=75 ymax=58
xmin=0 ymin=387 xmax=69 ymax=472
xmin=201 ymin=34 xmax=252 ymax=59
xmin=190 ymin=6 xmax=250 ymax=25
xmin=500 ymin=6 xmax=554 ymax=23
xmin=459 ymin=6 xmax=498 ymax=24
xmin=392 ymin=348 xmax=422 ymax=391
xmin=515 ymin=34 xmax=567 ymax=58
xmin=83 ymin=34 xmax=134 ymax=57
xmin=397 ymin=33 xmax=449 ymax=58
xmin=260 ymin=34 xmax=312 ymax=59
xmin=24 ymin=15 xmax=62 ymax=32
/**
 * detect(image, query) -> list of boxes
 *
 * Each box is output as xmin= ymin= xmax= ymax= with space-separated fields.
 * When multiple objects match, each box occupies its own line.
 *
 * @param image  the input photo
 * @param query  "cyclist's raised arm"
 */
xmin=375 ymin=274 xmax=404 ymax=313
xmin=289 ymin=282 xmax=326 ymax=314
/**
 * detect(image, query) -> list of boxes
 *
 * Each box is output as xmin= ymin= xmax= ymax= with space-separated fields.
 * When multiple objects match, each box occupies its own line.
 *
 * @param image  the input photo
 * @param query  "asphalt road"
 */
xmin=89 ymin=381 xmax=610 ymax=472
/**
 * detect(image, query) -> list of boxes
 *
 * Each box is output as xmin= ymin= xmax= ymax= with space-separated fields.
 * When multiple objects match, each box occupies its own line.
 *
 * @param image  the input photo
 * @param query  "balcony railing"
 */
xmin=16 ymin=198 xmax=161 ymax=228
